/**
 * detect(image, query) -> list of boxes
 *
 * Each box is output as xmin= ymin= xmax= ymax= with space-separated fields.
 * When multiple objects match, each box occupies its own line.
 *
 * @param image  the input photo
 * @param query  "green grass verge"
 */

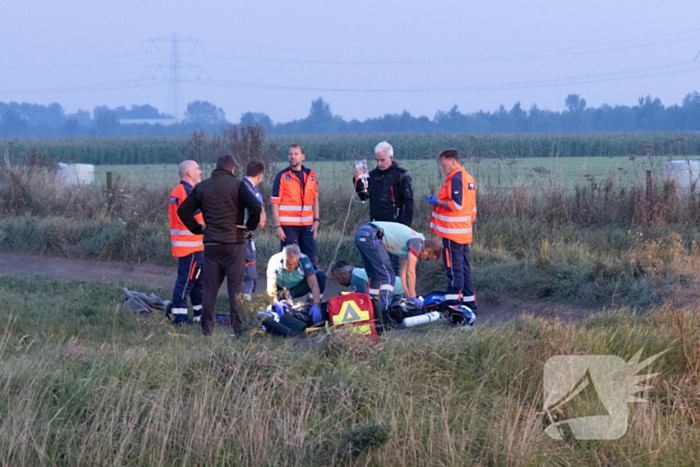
xmin=0 ymin=276 xmax=697 ymax=465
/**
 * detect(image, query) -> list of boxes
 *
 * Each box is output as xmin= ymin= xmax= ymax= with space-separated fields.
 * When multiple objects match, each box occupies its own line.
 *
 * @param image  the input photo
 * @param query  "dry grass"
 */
xmin=0 ymin=274 xmax=698 ymax=465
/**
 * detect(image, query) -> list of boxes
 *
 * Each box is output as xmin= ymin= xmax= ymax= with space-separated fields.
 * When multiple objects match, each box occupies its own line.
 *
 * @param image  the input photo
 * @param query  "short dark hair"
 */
xmin=246 ymin=160 xmax=265 ymax=177
xmin=288 ymin=144 xmax=305 ymax=155
xmin=423 ymin=239 xmax=443 ymax=259
xmin=331 ymin=260 xmax=349 ymax=273
xmin=216 ymin=154 xmax=236 ymax=171
xmin=438 ymin=149 xmax=460 ymax=163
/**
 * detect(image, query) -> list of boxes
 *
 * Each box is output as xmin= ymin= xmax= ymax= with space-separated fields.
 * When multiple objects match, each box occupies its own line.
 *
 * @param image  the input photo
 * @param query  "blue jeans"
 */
xmin=287 ymin=270 xmax=326 ymax=299
xmin=171 ymin=251 xmax=203 ymax=322
xmin=281 ymin=225 xmax=318 ymax=268
xmin=443 ymin=238 xmax=476 ymax=309
xmin=355 ymin=223 xmax=396 ymax=309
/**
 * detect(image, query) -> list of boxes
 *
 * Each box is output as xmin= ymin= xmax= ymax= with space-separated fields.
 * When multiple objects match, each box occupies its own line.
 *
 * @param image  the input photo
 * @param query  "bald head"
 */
xmin=179 ymin=160 xmax=202 ymax=186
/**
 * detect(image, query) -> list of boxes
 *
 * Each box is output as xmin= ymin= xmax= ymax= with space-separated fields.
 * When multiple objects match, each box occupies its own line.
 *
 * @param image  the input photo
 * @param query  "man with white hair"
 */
xmin=266 ymin=244 xmax=326 ymax=324
xmin=167 ymin=160 xmax=204 ymax=325
xmin=354 ymin=141 xmax=414 ymax=273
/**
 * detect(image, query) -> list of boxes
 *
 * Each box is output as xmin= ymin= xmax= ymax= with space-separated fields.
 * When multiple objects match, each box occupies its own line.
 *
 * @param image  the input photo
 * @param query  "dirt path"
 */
xmin=3 ymin=252 xmax=598 ymax=324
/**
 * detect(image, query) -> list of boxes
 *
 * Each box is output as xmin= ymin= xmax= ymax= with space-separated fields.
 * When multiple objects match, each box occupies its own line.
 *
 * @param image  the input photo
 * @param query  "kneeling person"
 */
xmin=354 ymin=221 xmax=441 ymax=310
xmin=331 ymin=261 xmax=405 ymax=297
xmin=266 ymin=245 xmax=326 ymax=323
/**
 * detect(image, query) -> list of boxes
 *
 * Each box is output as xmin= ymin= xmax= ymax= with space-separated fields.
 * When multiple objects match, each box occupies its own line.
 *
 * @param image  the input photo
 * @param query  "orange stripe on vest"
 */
xmin=430 ymin=167 xmax=476 ymax=244
xmin=169 ymin=183 xmax=204 ymax=257
xmin=271 ymin=168 xmax=318 ymax=226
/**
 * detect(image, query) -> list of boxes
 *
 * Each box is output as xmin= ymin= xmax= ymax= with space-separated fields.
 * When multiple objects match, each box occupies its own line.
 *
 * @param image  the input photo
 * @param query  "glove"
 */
xmin=411 ymin=296 xmax=424 ymax=308
xmin=426 ymin=196 xmax=439 ymax=206
xmin=309 ymin=304 xmax=322 ymax=324
xmin=272 ymin=302 xmax=288 ymax=318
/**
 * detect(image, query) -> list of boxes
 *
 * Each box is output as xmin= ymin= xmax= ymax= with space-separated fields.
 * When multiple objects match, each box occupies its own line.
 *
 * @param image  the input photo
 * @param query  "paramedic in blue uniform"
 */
xmin=241 ymin=161 xmax=266 ymax=295
xmin=426 ymin=149 xmax=478 ymax=310
xmin=354 ymin=221 xmax=441 ymax=311
xmin=168 ymin=160 xmax=204 ymax=325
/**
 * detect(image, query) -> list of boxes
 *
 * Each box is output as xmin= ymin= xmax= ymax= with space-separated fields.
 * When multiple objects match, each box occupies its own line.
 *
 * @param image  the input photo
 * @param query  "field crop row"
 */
xmin=4 ymin=131 xmax=700 ymax=165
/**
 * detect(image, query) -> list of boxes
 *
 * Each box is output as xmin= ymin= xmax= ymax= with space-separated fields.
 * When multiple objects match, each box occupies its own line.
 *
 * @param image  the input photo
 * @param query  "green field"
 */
xmin=95 ymin=155 xmax=692 ymax=192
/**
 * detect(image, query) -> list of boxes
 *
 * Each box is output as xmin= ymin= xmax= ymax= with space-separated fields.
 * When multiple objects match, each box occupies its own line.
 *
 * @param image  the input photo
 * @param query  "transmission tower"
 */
xmin=144 ymin=34 xmax=208 ymax=120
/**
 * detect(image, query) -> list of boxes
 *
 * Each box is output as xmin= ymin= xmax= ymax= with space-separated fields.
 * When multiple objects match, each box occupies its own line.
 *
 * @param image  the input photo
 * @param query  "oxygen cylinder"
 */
xmin=403 ymin=311 xmax=442 ymax=327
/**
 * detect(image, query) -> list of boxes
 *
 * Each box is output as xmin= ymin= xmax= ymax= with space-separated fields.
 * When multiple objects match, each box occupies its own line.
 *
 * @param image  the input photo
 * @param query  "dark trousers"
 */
xmin=287 ymin=270 xmax=327 ymax=299
xmin=355 ymin=224 xmax=395 ymax=309
xmin=171 ymin=251 xmax=203 ymax=322
xmin=281 ymin=225 xmax=318 ymax=268
xmin=442 ymin=238 xmax=476 ymax=309
xmin=243 ymin=238 xmax=257 ymax=294
xmin=389 ymin=254 xmax=400 ymax=275
xmin=202 ymin=243 xmax=245 ymax=335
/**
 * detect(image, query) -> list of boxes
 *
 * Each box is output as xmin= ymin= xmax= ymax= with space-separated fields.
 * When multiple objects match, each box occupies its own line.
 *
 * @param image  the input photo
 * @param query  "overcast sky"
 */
xmin=1 ymin=0 xmax=699 ymax=123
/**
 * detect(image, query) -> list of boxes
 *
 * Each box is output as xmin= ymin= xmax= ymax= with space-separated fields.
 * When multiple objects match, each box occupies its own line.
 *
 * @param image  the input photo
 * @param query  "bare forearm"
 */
xmin=406 ymin=270 xmax=416 ymax=297
xmin=312 ymin=198 xmax=319 ymax=219
xmin=266 ymin=277 xmax=277 ymax=300
xmin=272 ymin=204 xmax=280 ymax=225
xmin=399 ymin=259 xmax=409 ymax=298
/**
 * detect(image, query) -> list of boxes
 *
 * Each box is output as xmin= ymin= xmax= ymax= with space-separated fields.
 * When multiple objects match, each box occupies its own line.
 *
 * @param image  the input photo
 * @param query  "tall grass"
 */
xmin=0 ymin=276 xmax=698 ymax=465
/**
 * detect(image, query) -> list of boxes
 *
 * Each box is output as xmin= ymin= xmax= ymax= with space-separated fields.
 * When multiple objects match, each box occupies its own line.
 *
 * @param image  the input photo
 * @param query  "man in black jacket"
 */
xmin=354 ymin=141 xmax=414 ymax=272
xmin=178 ymin=154 xmax=263 ymax=336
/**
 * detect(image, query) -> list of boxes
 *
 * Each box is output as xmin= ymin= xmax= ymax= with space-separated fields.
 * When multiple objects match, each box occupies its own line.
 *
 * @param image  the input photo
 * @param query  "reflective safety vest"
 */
xmin=271 ymin=166 xmax=318 ymax=226
xmin=168 ymin=182 xmax=204 ymax=257
xmin=327 ymin=293 xmax=378 ymax=343
xmin=430 ymin=167 xmax=476 ymax=244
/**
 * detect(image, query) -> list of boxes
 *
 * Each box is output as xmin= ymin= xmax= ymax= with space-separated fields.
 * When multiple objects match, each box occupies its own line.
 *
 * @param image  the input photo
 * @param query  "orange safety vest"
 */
xmin=271 ymin=167 xmax=318 ymax=226
xmin=168 ymin=183 xmax=204 ymax=257
xmin=430 ymin=167 xmax=476 ymax=244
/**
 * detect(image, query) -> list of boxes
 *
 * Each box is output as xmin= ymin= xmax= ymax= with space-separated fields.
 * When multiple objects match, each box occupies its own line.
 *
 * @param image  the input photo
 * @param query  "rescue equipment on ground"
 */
xmin=121 ymin=288 xmax=168 ymax=314
xmin=326 ymin=292 xmax=378 ymax=343
xmin=403 ymin=311 xmax=443 ymax=327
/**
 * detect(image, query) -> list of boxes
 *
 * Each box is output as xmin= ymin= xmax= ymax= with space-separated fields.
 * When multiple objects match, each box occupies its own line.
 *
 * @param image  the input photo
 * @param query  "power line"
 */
xmin=144 ymin=34 xmax=208 ymax=120
xmin=181 ymin=61 xmax=700 ymax=94
xmin=0 ymin=53 xmax=157 ymax=71
xmin=0 ymin=79 xmax=165 ymax=96
xmin=2 ymin=60 xmax=697 ymax=97
xmin=197 ymin=30 xmax=700 ymax=66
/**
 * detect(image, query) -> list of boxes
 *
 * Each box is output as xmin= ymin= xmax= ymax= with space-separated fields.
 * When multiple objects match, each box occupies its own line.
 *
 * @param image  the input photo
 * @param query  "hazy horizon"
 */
xmin=2 ymin=0 xmax=699 ymax=123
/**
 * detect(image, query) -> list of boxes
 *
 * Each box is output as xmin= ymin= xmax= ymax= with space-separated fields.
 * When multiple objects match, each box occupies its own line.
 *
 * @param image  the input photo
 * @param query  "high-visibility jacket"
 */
xmin=168 ymin=182 xmax=204 ymax=257
xmin=430 ymin=167 xmax=476 ymax=244
xmin=271 ymin=166 xmax=318 ymax=226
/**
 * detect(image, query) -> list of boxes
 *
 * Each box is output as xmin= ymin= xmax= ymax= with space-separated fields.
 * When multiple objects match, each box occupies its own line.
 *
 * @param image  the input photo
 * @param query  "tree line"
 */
xmin=1 ymin=92 xmax=700 ymax=139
